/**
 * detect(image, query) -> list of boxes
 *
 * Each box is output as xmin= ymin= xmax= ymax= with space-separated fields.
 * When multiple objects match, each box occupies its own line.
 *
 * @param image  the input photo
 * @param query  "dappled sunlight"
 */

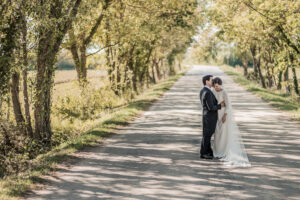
xmin=26 ymin=65 xmax=300 ymax=200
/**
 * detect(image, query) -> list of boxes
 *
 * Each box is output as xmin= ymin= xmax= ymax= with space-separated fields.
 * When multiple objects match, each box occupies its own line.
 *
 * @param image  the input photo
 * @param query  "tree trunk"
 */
xmin=138 ymin=49 xmax=153 ymax=90
xmin=277 ymin=70 xmax=283 ymax=90
xmin=257 ymin=56 xmax=266 ymax=88
xmin=22 ymin=69 xmax=33 ymax=137
xmin=242 ymin=56 xmax=248 ymax=77
xmin=284 ymin=66 xmax=291 ymax=94
xmin=122 ymin=65 xmax=128 ymax=92
xmin=250 ymin=46 xmax=258 ymax=78
xmin=122 ymin=64 xmax=131 ymax=93
xmin=250 ymin=47 xmax=266 ymax=88
xmin=21 ymin=15 xmax=33 ymax=137
xmin=132 ymin=63 xmax=138 ymax=93
xmin=266 ymin=64 xmax=273 ymax=88
xmin=161 ymin=58 xmax=166 ymax=79
xmin=9 ymin=9 xmax=28 ymax=135
xmin=34 ymin=40 xmax=55 ymax=141
xmin=151 ymin=61 xmax=156 ymax=83
xmin=272 ymin=66 xmax=277 ymax=87
xmin=104 ymin=18 xmax=118 ymax=94
xmin=146 ymin=65 xmax=151 ymax=88
xmin=0 ymin=6 xmax=22 ymax=98
xmin=178 ymin=57 xmax=182 ymax=71
xmin=289 ymin=53 xmax=299 ymax=95
xmin=6 ymin=95 xmax=10 ymax=121
xmin=116 ymin=63 xmax=121 ymax=95
xmin=79 ymin=43 xmax=88 ymax=85
xmin=127 ymin=46 xmax=138 ymax=93
xmin=153 ymin=58 xmax=161 ymax=80
xmin=69 ymin=30 xmax=81 ymax=80
xmin=34 ymin=0 xmax=82 ymax=142
xmin=291 ymin=67 xmax=299 ymax=95
xmin=69 ymin=0 xmax=110 ymax=86
xmin=69 ymin=31 xmax=88 ymax=87
xmin=11 ymin=71 xmax=26 ymax=131
xmin=139 ymin=66 xmax=147 ymax=92
xmin=253 ymin=62 xmax=258 ymax=78
xmin=169 ymin=63 xmax=175 ymax=76
xmin=109 ymin=49 xmax=116 ymax=93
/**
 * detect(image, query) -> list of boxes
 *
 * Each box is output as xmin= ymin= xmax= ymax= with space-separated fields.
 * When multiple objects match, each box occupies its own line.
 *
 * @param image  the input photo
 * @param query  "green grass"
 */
xmin=221 ymin=65 xmax=300 ymax=120
xmin=0 ymin=70 xmax=188 ymax=200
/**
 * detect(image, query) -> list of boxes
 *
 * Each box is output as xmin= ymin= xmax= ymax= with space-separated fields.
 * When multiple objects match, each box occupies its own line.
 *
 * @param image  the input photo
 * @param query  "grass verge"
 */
xmin=220 ymin=65 xmax=300 ymax=121
xmin=0 ymin=69 xmax=188 ymax=200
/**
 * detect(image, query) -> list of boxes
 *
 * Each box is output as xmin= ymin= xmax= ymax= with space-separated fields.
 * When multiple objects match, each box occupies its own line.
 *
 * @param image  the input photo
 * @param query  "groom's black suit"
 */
xmin=200 ymin=86 xmax=221 ymax=156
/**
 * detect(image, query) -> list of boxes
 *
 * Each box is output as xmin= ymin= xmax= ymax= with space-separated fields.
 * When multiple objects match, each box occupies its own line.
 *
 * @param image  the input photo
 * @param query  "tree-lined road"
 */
xmin=26 ymin=65 xmax=300 ymax=200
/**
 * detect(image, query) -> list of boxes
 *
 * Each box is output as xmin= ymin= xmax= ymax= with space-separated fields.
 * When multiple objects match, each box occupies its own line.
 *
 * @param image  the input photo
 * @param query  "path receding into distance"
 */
xmin=25 ymin=65 xmax=300 ymax=200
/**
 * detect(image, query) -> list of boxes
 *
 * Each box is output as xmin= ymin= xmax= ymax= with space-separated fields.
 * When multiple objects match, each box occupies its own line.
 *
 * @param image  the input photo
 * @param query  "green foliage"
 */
xmin=55 ymin=60 xmax=75 ymax=70
xmin=222 ymin=65 xmax=300 ymax=119
xmin=0 ymin=0 xmax=198 ymax=195
xmin=0 ymin=0 xmax=24 ymax=97
xmin=189 ymin=0 xmax=299 ymax=95
xmin=100 ymin=0 xmax=200 ymax=94
xmin=0 ymin=69 xmax=187 ymax=200
xmin=53 ymin=83 xmax=123 ymax=121
xmin=0 ymin=132 xmax=49 ymax=179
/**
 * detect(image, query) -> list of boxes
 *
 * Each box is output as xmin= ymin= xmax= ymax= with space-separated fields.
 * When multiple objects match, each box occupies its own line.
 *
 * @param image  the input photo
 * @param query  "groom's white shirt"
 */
xmin=204 ymin=85 xmax=211 ymax=90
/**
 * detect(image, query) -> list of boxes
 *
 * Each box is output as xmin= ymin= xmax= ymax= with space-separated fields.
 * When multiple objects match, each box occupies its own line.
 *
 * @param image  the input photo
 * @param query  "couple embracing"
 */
xmin=200 ymin=75 xmax=251 ymax=167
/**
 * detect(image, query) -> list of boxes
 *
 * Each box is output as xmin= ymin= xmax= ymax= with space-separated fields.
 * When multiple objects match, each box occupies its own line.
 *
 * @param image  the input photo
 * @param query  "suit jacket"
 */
xmin=200 ymin=87 xmax=221 ymax=122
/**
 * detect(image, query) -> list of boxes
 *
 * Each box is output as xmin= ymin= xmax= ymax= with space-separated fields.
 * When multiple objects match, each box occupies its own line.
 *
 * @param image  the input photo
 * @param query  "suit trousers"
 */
xmin=201 ymin=115 xmax=217 ymax=156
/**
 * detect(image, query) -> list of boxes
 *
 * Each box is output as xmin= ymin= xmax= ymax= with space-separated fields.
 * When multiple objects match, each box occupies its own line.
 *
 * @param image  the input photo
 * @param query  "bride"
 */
xmin=211 ymin=77 xmax=251 ymax=167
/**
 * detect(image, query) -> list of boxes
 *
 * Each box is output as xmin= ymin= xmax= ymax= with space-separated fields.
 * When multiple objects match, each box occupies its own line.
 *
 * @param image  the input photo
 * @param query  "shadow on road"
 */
xmin=26 ymin=65 xmax=300 ymax=200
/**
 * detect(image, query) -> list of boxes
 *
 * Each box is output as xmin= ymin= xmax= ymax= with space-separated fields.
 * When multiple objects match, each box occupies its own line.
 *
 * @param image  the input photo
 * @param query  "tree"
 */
xmin=198 ymin=0 xmax=299 ymax=93
xmin=32 ymin=0 xmax=82 ymax=142
xmin=0 ymin=1 xmax=24 ymax=98
xmin=65 ymin=0 xmax=112 ymax=87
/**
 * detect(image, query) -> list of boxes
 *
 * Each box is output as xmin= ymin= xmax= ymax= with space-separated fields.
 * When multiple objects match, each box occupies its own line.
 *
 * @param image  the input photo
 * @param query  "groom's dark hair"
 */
xmin=202 ymin=75 xmax=213 ymax=85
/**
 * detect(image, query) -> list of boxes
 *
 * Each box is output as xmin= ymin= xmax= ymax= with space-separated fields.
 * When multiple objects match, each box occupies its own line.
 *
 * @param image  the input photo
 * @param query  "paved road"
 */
xmin=25 ymin=65 xmax=300 ymax=200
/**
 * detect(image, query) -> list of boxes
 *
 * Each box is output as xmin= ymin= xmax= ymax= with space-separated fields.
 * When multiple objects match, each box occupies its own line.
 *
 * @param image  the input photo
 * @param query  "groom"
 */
xmin=200 ymin=75 xmax=225 ymax=159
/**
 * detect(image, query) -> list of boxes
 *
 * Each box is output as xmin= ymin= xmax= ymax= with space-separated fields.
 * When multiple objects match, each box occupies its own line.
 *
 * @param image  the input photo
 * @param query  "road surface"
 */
xmin=25 ymin=65 xmax=300 ymax=200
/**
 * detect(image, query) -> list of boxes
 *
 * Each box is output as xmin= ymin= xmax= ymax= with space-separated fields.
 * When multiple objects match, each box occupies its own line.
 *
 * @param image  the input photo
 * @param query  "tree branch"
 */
xmin=243 ymin=0 xmax=299 ymax=54
xmin=243 ymin=1 xmax=278 ymax=24
xmin=87 ymin=43 xmax=119 ymax=57
xmin=53 ymin=0 xmax=82 ymax=51
xmin=84 ymin=0 xmax=112 ymax=46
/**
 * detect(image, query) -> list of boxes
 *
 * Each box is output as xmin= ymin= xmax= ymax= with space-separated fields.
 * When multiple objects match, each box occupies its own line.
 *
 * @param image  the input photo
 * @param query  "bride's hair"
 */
xmin=212 ymin=77 xmax=222 ymax=85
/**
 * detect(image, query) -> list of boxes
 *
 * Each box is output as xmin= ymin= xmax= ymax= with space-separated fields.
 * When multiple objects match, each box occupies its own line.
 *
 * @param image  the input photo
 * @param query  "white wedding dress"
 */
xmin=212 ymin=88 xmax=251 ymax=167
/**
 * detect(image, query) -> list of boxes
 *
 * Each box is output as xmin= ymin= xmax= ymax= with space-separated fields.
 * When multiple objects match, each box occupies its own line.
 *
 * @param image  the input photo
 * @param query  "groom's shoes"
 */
xmin=200 ymin=154 xmax=213 ymax=159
